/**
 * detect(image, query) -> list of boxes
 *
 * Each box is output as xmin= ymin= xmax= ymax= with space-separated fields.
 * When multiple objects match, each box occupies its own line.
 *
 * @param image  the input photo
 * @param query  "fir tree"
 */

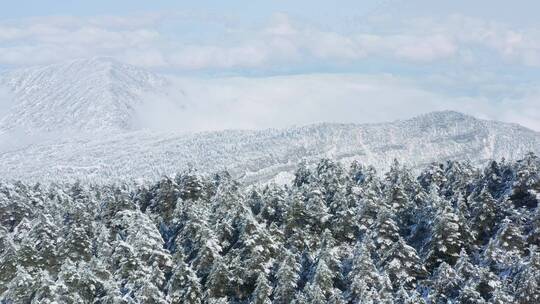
xmin=514 ymin=246 xmax=540 ymax=304
xmin=348 ymin=238 xmax=384 ymax=303
xmin=273 ymin=250 xmax=301 ymax=304
xmin=426 ymin=203 xmax=473 ymax=268
xmin=166 ymin=252 xmax=202 ymax=304
xmin=250 ymin=272 xmax=272 ymax=304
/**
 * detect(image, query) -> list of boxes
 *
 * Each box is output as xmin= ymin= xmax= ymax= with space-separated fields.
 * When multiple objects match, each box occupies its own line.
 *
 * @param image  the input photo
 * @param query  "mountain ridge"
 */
xmin=0 ymin=110 xmax=539 ymax=184
xmin=0 ymin=59 xmax=538 ymax=184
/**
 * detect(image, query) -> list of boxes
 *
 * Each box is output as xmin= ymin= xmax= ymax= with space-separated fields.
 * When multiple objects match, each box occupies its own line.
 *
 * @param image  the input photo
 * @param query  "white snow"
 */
xmin=0 ymin=59 xmax=539 ymax=184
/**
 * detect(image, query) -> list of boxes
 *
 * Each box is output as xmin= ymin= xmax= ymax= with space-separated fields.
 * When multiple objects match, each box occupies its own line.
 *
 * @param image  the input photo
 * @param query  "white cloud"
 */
xmin=0 ymin=12 xmax=538 ymax=133
xmin=496 ymin=90 xmax=540 ymax=131
xmin=167 ymin=44 xmax=270 ymax=70
xmin=132 ymin=74 xmax=540 ymax=132
xmin=393 ymin=35 xmax=457 ymax=61
xmin=0 ymin=86 xmax=14 ymax=119
xmin=2 ymin=12 xmax=540 ymax=70
xmin=0 ymin=15 xmax=161 ymax=66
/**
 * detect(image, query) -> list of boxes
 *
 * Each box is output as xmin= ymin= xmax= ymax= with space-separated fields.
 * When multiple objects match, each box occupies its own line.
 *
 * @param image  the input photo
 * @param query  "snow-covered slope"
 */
xmin=0 ymin=111 xmax=539 ymax=183
xmin=0 ymin=57 xmax=166 ymax=134
xmin=0 ymin=59 xmax=538 ymax=183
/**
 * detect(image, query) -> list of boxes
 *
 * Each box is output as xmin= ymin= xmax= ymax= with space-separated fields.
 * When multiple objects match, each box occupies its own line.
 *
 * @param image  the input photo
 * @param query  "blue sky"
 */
xmin=4 ymin=1 xmax=540 ymax=26
xmin=1 ymin=1 xmax=538 ymax=20
xmin=0 ymin=1 xmax=539 ymax=130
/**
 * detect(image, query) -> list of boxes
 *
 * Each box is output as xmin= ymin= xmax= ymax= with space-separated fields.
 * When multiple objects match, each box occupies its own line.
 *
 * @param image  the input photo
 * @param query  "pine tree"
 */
xmin=371 ymin=210 xmax=400 ymax=257
xmin=348 ymin=238 xmax=382 ymax=303
xmin=294 ymin=159 xmax=312 ymax=187
xmin=192 ymin=226 xmax=222 ymax=282
xmin=166 ymin=252 xmax=202 ymax=304
xmin=418 ymin=162 xmax=447 ymax=193
xmin=259 ymin=185 xmax=288 ymax=226
xmin=529 ymin=205 xmax=540 ymax=245
xmin=304 ymin=250 xmax=335 ymax=303
xmin=147 ymin=177 xmax=180 ymax=224
xmin=484 ymin=217 xmax=525 ymax=270
xmin=177 ymin=170 xmax=205 ymax=201
xmin=60 ymin=222 xmax=93 ymax=262
xmin=482 ymin=160 xmax=513 ymax=199
xmin=0 ymin=266 xmax=37 ymax=303
xmin=514 ymin=246 xmax=540 ymax=304
xmin=441 ymin=160 xmax=475 ymax=199
xmin=314 ymin=158 xmax=347 ymax=206
xmin=510 ymin=152 xmax=540 ymax=209
xmin=247 ymin=188 xmax=264 ymax=215
xmin=458 ymin=280 xmax=487 ymax=304
xmin=357 ymin=178 xmax=384 ymax=234
xmin=379 ymin=238 xmax=427 ymax=289
xmin=428 ymin=262 xmax=460 ymax=303
xmin=18 ymin=213 xmax=60 ymax=270
xmin=329 ymin=188 xmax=358 ymax=242
xmin=426 ymin=203 xmax=473 ymax=268
xmin=206 ymin=258 xmax=231 ymax=299
xmin=250 ymin=272 xmax=272 ymax=304
xmin=328 ymin=288 xmax=345 ymax=304
xmin=236 ymin=212 xmax=277 ymax=289
xmin=470 ymin=186 xmax=501 ymax=245
xmin=284 ymin=190 xmax=310 ymax=252
xmin=395 ymin=285 xmax=425 ymax=304
xmin=0 ymin=182 xmax=36 ymax=232
xmin=273 ymin=250 xmax=301 ymax=304
xmin=0 ymin=230 xmax=18 ymax=294
xmin=304 ymin=187 xmax=331 ymax=235
xmin=1 ymin=155 xmax=540 ymax=303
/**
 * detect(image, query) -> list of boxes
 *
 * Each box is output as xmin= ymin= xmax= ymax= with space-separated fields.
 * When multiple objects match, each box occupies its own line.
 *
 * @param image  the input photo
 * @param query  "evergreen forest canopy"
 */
xmin=1 ymin=154 xmax=540 ymax=304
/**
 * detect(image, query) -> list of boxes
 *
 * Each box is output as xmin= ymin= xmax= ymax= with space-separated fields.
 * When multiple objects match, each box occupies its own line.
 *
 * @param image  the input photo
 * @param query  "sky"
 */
xmin=0 ymin=1 xmax=539 ymax=131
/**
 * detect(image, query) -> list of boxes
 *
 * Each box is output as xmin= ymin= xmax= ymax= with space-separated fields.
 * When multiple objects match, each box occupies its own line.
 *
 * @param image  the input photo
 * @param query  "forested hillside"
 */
xmin=3 ymin=111 xmax=540 ymax=184
xmin=1 ymin=154 xmax=540 ymax=303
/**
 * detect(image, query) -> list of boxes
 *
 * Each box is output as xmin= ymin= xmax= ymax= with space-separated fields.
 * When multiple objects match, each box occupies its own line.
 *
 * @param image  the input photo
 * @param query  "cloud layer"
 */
xmin=0 ymin=11 xmax=538 ymax=133
xmin=1 ymin=13 xmax=540 ymax=70
xmin=133 ymin=74 xmax=540 ymax=132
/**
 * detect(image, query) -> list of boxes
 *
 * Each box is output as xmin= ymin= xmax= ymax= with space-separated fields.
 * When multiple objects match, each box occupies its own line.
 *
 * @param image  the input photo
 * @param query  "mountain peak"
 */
xmin=396 ymin=110 xmax=481 ymax=130
xmin=412 ymin=110 xmax=474 ymax=121
xmin=60 ymin=57 xmax=136 ymax=74
xmin=0 ymin=58 xmax=166 ymax=134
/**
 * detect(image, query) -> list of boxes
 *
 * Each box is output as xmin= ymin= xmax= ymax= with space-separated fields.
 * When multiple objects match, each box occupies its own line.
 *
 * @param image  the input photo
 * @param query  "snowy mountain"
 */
xmin=0 ymin=59 xmax=539 ymax=183
xmin=0 ymin=57 xmax=167 ymax=134
xmin=0 ymin=110 xmax=539 ymax=183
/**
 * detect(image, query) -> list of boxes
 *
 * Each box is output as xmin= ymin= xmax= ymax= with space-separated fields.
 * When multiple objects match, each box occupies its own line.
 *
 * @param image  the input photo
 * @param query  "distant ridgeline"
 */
xmin=1 ymin=154 xmax=540 ymax=303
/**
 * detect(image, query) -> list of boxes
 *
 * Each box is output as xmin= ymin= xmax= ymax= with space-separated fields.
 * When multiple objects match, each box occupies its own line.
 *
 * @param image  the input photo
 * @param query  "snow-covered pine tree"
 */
xmin=426 ymin=202 xmax=474 ymax=269
xmin=250 ymin=272 xmax=272 ymax=304
xmin=273 ymin=249 xmax=301 ymax=304
xmin=514 ymin=245 xmax=540 ymax=304
xmin=428 ymin=262 xmax=460 ymax=303
xmin=470 ymin=185 xmax=502 ymax=246
xmin=484 ymin=216 xmax=525 ymax=270
xmin=379 ymin=238 xmax=427 ymax=289
xmin=205 ymin=257 xmax=231 ymax=299
xmin=166 ymin=251 xmax=202 ymax=304
xmin=510 ymin=152 xmax=540 ymax=209
xmin=347 ymin=237 xmax=384 ymax=303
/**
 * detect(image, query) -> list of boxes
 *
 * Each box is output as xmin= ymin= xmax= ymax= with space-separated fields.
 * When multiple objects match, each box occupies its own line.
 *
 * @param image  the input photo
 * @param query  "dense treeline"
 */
xmin=1 ymin=154 xmax=540 ymax=303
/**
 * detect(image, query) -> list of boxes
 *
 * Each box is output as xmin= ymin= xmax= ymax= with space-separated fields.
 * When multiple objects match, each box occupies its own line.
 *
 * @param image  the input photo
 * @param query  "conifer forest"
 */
xmin=1 ymin=154 xmax=540 ymax=304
